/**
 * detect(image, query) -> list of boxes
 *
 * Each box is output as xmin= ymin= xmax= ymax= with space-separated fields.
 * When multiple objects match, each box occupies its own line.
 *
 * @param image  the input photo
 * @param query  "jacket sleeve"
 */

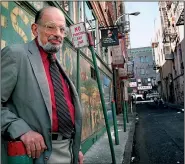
xmin=1 ymin=46 xmax=32 ymax=139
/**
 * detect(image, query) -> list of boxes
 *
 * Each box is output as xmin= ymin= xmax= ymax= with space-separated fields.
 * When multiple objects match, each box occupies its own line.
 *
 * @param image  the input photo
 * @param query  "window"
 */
xmin=145 ymin=56 xmax=149 ymax=62
xmin=143 ymin=78 xmax=148 ymax=85
xmin=146 ymin=69 xmax=149 ymax=74
xmin=29 ymin=2 xmax=49 ymax=10
xmin=90 ymin=67 xmax=97 ymax=80
xmin=140 ymin=56 xmax=145 ymax=63
xmin=137 ymin=79 xmax=141 ymax=82
xmin=85 ymin=2 xmax=96 ymax=50
xmin=58 ymin=1 xmax=74 ymax=21
xmin=140 ymin=68 xmax=145 ymax=75
xmin=136 ymin=67 xmax=139 ymax=75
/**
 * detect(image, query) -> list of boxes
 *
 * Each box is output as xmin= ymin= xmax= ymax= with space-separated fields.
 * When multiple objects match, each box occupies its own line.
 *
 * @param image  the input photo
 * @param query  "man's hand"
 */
xmin=78 ymin=151 xmax=84 ymax=164
xmin=20 ymin=130 xmax=47 ymax=159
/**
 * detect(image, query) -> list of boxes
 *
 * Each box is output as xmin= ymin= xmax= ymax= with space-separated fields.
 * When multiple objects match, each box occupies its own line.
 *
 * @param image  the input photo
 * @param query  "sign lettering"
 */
xmin=101 ymin=28 xmax=119 ymax=47
xmin=138 ymin=86 xmax=152 ymax=90
xmin=70 ymin=22 xmax=89 ymax=48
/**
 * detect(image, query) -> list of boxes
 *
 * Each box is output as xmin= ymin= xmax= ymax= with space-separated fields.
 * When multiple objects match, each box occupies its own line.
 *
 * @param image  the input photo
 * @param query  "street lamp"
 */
xmin=113 ymin=11 xmax=140 ymax=97
xmin=114 ymin=12 xmax=140 ymax=25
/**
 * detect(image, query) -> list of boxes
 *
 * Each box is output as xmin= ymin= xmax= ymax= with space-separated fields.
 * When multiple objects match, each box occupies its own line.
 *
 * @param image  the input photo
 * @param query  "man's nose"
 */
xmin=54 ymin=27 xmax=63 ymax=37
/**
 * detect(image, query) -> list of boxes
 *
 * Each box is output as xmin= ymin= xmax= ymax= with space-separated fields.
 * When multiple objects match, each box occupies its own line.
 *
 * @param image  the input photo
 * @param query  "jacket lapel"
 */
xmin=27 ymin=40 xmax=52 ymax=121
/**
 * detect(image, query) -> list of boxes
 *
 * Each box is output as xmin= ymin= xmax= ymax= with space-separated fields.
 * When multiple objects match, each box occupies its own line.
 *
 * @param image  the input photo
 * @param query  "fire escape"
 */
xmin=174 ymin=1 xmax=184 ymax=26
xmin=159 ymin=1 xmax=178 ymax=60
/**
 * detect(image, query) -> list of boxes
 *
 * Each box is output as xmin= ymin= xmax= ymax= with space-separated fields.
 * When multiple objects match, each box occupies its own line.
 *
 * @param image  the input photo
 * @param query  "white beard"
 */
xmin=37 ymin=34 xmax=63 ymax=54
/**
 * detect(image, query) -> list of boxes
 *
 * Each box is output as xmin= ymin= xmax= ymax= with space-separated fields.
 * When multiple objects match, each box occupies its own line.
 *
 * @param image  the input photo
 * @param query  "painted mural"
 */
xmin=57 ymin=40 xmax=77 ymax=86
xmin=1 ymin=2 xmax=35 ymax=48
xmin=1 ymin=1 xmax=112 ymax=142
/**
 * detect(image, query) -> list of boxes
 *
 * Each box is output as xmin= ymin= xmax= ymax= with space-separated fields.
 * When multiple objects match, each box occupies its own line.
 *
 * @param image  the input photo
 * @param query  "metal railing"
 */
xmin=174 ymin=2 xmax=184 ymax=26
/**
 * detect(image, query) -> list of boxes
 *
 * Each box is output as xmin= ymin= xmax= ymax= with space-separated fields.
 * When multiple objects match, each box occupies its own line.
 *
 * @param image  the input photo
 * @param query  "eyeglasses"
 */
xmin=37 ymin=21 xmax=69 ymax=37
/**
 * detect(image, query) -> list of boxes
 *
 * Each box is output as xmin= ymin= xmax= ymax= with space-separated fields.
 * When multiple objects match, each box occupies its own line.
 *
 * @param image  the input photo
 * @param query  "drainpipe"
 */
xmin=95 ymin=19 xmax=101 ymax=56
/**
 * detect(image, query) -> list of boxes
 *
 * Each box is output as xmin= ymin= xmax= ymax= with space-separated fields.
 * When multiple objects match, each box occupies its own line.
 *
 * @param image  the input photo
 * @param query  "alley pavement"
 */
xmin=84 ymin=112 xmax=136 ymax=164
xmin=132 ymin=103 xmax=184 ymax=164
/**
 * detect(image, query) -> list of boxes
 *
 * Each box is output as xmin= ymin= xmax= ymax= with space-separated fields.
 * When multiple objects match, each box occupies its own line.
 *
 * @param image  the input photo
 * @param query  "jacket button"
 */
xmin=45 ymin=156 xmax=49 ymax=160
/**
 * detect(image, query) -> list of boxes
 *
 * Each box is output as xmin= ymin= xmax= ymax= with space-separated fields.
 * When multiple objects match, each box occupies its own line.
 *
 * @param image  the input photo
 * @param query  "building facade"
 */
xmin=129 ymin=47 xmax=156 ymax=94
xmin=1 ymin=1 xmax=128 ymax=153
xmin=152 ymin=1 xmax=184 ymax=104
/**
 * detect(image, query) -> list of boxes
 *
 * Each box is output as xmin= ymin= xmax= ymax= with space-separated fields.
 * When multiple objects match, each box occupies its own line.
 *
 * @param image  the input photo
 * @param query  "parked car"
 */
xmin=146 ymin=93 xmax=160 ymax=100
xmin=131 ymin=93 xmax=144 ymax=102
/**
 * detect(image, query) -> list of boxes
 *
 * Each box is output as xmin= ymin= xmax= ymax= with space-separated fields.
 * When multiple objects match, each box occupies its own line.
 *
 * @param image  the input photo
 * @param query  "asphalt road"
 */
xmin=131 ymin=103 xmax=184 ymax=164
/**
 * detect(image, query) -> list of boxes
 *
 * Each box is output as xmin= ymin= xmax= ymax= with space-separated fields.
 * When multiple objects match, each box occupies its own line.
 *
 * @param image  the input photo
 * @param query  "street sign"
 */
xmin=70 ymin=22 xmax=89 ymax=48
xmin=129 ymin=82 xmax=137 ymax=87
xmin=138 ymin=86 xmax=152 ymax=90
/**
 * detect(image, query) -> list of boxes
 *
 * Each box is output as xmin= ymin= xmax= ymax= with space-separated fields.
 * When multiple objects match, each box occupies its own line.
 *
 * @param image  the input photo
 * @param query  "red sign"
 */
xmin=70 ymin=22 xmax=89 ymax=48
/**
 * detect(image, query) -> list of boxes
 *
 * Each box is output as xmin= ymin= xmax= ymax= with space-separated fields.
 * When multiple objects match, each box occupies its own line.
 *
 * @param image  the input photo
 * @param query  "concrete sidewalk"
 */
xmin=84 ymin=113 xmax=136 ymax=164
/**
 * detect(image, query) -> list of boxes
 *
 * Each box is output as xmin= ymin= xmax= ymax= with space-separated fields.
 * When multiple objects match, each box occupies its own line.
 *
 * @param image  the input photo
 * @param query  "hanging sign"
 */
xmin=138 ymin=86 xmax=152 ymax=90
xmin=70 ymin=22 xmax=89 ymax=48
xmin=119 ymin=63 xmax=128 ymax=79
xmin=111 ymin=39 xmax=125 ymax=68
xmin=127 ymin=61 xmax=134 ymax=78
xmin=101 ymin=28 xmax=119 ymax=47
xmin=129 ymin=82 xmax=137 ymax=87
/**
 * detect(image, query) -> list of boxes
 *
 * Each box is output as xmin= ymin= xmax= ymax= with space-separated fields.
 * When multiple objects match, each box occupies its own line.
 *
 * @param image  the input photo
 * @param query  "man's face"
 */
xmin=32 ymin=8 xmax=66 ymax=54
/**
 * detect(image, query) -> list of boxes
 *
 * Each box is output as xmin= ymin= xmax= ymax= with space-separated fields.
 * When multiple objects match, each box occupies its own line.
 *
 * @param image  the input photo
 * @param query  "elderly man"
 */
xmin=1 ymin=6 xmax=83 ymax=164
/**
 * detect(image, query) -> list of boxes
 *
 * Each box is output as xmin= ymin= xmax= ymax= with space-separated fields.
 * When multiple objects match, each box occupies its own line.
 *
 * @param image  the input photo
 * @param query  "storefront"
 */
xmin=1 ymin=1 xmax=113 ymax=153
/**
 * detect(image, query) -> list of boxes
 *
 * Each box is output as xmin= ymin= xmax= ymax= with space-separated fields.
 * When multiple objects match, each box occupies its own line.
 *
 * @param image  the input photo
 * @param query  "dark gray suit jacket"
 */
xmin=1 ymin=40 xmax=83 ymax=164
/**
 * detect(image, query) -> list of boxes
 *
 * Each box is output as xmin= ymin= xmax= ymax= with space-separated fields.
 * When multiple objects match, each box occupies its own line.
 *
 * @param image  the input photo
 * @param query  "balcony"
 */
xmin=163 ymin=44 xmax=174 ymax=60
xmin=162 ymin=27 xmax=178 ymax=43
xmin=175 ymin=2 xmax=184 ymax=26
xmin=166 ymin=1 xmax=172 ymax=10
xmin=169 ymin=26 xmax=178 ymax=42
xmin=116 ymin=20 xmax=130 ymax=34
xmin=162 ymin=27 xmax=171 ymax=43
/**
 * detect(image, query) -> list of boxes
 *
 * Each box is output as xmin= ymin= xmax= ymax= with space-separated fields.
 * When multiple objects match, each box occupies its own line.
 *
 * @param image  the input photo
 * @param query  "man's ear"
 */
xmin=31 ymin=23 xmax=38 ymax=37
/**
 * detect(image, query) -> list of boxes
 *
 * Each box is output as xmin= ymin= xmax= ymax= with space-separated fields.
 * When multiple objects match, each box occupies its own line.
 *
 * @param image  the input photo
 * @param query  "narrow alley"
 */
xmin=132 ymin=104 xmax=184 ymax=164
